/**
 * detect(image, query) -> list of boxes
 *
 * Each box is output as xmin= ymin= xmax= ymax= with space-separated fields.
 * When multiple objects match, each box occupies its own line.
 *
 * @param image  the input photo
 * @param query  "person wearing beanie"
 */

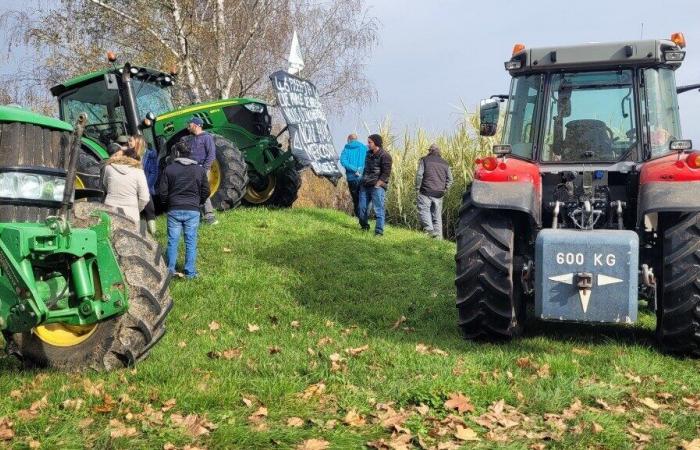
xmin=415 ymin=143 xmax=453 ymax=239
xmin=358 ymin=133 xmax=392 ymax=236
xmin=339 ymin=133 xmax=367 ymax=216
xmin=181 ymin=116 xmax=218 ymax=225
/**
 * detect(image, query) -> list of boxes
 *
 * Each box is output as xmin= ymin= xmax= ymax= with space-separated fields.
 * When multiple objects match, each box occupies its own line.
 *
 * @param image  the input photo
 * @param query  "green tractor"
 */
xmin=0 ymin=106 xmax=172 ymax=370
xmin=49 ymin=60 xmax=301 ymax=209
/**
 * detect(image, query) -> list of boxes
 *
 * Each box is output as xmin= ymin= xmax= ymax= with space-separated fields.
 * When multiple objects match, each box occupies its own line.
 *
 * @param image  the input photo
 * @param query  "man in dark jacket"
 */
xmin=415 ymin=144 xmax=453 ymax=239
xmin=339 ymin=133 xmax=367 ymax=216
xmin=183 ymin=116 xmax=218 ymax=225
xmin=159 ymin=142 xmax=211 ymax=279
xmin=358 ymin=134 xmax=392 ymax=236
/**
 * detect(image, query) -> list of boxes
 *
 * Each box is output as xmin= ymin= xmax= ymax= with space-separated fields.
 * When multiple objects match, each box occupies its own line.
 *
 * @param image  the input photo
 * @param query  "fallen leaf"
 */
xmin=537 ymin=363 xmax=551 ymax=378
xmin=516 ymin=357 xmax=532 ymax=368
xmin=0 ymin=417 xmax=13 ymax=441
xmin=109 ymin=419 xmax=138 ymax=438
xmin=249 ymin=406 xmax=268 ymax=419
xmin=682 ymin=439 xmax=700 ymax=450
xmin=639 ymin=397 xmax=662 ymax=410
xmin=78 ymin=418 xmax=94 ymax=428
xmin=222 ymin=348 xmax=243 ymax=359
xmin=222 ymin=247 xmax=232 ymax=253
xmin=571 ymin=347 xmax=592 ymax=356
xmin=325 ymin=320 xmax=334 ymax=327
xmin=28 ymin=439 xmax=40 ymax=449
xmin=297 ymin=439 xmax=329 ymax=450
xmin=9 ymin=390 xmax=22 ymax=400
xmin=343 ymin=409 xmax=366 ymax=427
xmin=329 ymin=353 xmax=346 ymax=372
xmin=82 ymin=379 xmax=104 ymax=397
xmin=592 ymin=422 xmax=603 ymax=433
xmin=444 ymin=393 xmax=475 ymax=413
xmin=415 ymin=343 xmax=448 ymax=356
xmin=454 ymin=425 xmax=480 ymax=441
xmin=324 ymin=419 xmax=338 ymax=429
xmin=247 ymin=323 xmax=260 ymax=333
xmin=161 ymin=398 xmax=177 ymax=412
xmin=269 ymin=346 xmax=281 ymax=355
xmin=627 ymin=427 xmax=651 ymax=443
xmin=300 ymin=382 xmax=326 ymax=400
xmin=242 ymin=397 xmax=254 ymax=408
xmin=317 ymin=336 xmax=333 ymax=346
xmin=17 ymin=395 xmax=49 ymax=420
xmin=207 ymin=350 xmax=222 ymax=359
xmin=287 ymin=417 xmax=304 ymax=427
xmin=415 ymin=404 xmax=430 ymax=416
xmin=345 ymin=345 xmax=369 ymax=356
xmin=178 ymin=341 xmax=187 ymax=348
xmin=291 ymin=320 xmax=300 ymax=328
xmin=170 ymin=413 xmax=216 ymax=437
xmin=391 ymin=315 xmax=406 ymax=330
xmin=656 ymin=392 xmax=673 ymax=400
xmin=208 ymin=320 xmax=221 ymax=331
xmin=624 ymin=372 xmax=642 ymax=384
xmin=60 ymin=398 xmax=84 ymax=411
xmin=93 ymin=394 xmax=116 ymax=413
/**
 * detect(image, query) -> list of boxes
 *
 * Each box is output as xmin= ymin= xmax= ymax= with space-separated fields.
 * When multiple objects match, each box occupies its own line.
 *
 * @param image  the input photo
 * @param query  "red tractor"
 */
xmin=456 ymin=33 xmax=700 ymax=356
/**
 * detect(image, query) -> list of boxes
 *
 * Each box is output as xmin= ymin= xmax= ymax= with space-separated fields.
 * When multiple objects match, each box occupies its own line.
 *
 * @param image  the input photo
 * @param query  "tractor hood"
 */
xmin=155 ymin=97 xmax=267 ymax=122
xmin=0 ymin=105 xmax=72 ymax=132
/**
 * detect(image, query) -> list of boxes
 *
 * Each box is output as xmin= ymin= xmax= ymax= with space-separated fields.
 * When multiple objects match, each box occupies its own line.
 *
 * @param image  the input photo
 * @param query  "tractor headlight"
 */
xmin=0 ymin=168 xmax=68 ymax=206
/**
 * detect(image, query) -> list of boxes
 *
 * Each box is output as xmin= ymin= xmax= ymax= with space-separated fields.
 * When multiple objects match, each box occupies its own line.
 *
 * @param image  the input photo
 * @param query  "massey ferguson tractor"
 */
xmin=0 ymin=106 xmax=172 ymax=370
xmin=457 ymin=33 xmax=700 ymax=356
xmin=49 ymin=56 xmax=300 ymax=209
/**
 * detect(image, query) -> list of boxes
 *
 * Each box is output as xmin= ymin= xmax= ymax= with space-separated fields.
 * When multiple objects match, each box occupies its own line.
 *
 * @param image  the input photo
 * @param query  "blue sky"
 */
xmin=334 ymin=0 xmax=700 ymax=146
xmin=2 ymin=0 xmax=699 ymax=148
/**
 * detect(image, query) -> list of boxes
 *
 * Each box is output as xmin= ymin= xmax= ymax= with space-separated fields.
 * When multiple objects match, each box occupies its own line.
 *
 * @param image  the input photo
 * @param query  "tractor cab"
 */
xmin=51 ymin=65 xmax=176 ymax=150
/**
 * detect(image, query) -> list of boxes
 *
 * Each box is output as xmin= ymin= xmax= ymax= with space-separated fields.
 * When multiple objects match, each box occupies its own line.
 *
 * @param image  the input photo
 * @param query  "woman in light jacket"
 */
xmin=102 ymin=147 xmax=150 ymax=225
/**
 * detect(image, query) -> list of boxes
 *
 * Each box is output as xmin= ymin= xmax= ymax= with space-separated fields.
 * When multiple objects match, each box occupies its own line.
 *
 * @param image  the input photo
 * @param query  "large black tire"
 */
xmin=657 ymin=212 xmax=700 ymax=356
xmin=209 ymin=135 xmax=248 ymax=210
xmin=455 ymin=192 xmax=523 ymax=340
xmin=267 ymin=164 xmax=301 ymax=207
xmin=7 ymin=202 xmax=173 ymax=370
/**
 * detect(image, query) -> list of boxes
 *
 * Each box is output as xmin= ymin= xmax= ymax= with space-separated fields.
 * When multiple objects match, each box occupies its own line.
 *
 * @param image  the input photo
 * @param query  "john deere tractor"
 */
xmin=0 ymin=106 xmax=172 ymax=369
xmin=49 ymin=59 xmax=300 ymax=209
xmin=457 ymin=33 xmax=700 ymax=356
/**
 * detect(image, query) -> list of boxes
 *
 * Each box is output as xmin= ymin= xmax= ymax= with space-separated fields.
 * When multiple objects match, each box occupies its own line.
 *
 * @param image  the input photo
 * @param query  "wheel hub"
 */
xmin=244 ymin=174 xmax=276 ymax=204
xmin=209 ymin=160 xmax=221 ymax=198
xmin=34 ymin=323 xmax=97 ymax=347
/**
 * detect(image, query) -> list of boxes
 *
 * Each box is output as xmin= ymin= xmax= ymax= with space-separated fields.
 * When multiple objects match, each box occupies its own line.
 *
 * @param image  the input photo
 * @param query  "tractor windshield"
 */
xmin=643 ymin=68 xmax=682 ymax=156
xmin=60 ymin=79 xmax=128 ymax=148
xmin=541 ymin=70 xmax=637 ymax=162
xmin=132 ymin=79 xmax=174 ymax=118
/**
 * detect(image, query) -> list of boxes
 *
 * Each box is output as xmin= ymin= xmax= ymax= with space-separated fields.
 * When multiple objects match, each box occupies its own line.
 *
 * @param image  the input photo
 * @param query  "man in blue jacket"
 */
xmin=183 ymin=117 xmax=218 ymax=225
xmin=339 ymin=133 xmax=367 ymax=216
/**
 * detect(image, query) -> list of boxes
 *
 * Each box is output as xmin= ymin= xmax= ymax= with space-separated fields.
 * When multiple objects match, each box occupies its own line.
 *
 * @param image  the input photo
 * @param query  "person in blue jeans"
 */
xmin=158 ymin=142 xmax=210 ymax=278
xmin=339 ymin=133 xmax=367 ymax=216
xmin=358 ymin=134 xmax=393 ymax=236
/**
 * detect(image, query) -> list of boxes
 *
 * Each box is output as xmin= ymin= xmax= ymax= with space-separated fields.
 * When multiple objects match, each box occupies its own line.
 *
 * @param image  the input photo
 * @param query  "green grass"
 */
xmin=1 ymin=207 xmax=699 ymax=449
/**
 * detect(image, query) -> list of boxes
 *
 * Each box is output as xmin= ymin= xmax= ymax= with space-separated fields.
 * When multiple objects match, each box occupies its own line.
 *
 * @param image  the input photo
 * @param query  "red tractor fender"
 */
xmin=471 ymin=157 xmax=542 ymax=226
xmin=637 ymin=152 xmax=700 ymax=224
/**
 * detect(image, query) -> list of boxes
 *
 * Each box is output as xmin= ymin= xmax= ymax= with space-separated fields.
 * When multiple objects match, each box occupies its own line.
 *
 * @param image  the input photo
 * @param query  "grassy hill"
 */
xmin=1 ymin=208 xmax=699 ymax=449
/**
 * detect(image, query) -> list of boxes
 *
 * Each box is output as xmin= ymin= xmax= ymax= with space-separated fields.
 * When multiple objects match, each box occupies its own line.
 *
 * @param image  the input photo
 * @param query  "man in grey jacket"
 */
xmin=415 ymin=144 xmax=453 ymax=239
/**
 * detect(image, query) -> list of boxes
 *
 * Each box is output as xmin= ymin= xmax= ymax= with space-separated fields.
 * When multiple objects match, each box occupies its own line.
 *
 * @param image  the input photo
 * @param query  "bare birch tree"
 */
xmin=1 ymin=0 xmax=378 ymax=113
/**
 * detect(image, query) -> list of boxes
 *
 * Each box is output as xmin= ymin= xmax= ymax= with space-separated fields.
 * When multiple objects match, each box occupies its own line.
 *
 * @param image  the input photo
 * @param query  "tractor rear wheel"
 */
xmin=657 ymin=212 xmax=700 ymax=356
xmin=7 ymin=203 xmax=173 ymax=370
xmin=455 ymin=192 xmax=523 ymax=340
xmin=243 ymin=165 xmax=301 ymax=208
xmin=209 ymin=135 xmax=248 ymax=210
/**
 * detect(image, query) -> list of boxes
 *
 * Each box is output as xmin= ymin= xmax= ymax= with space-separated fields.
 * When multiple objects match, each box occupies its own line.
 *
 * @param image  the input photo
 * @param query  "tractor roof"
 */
xmin=0 ymin=105 xmax=72 ymax=132
xmin=506 ymin=39 xmax=686 ymax=75
xmin=50 ymin=66 xmax=170 ymax=97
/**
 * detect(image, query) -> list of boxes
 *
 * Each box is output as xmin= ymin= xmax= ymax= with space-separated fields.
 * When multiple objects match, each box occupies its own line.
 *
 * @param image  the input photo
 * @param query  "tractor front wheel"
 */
xmin=454 ymin=192 xmax=524 ymax=340
xmin=7 ymin=203 xmax=173 ymax=370
xmin=657 ymin=212 xmax=700 ymax=357
xmin=243 ymin=165 xmax=301 ymax=208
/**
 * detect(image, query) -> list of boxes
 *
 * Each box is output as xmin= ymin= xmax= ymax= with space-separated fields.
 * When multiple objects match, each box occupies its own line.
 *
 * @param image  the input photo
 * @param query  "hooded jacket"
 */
xmin=340 ymin=139 xmax=367 ymax=182
xmin=158 ymin=157 xmax=210 ymax=212
xmin=362 ymin=148 xmax=392 ymax=188
xmin=102 ymin=155 xmax=150 ymax=224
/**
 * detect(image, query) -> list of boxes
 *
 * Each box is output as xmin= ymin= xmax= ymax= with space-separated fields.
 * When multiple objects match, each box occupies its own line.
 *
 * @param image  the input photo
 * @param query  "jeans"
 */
xmin=166 ymin=210 xmax=201 ymax=277
xmin=347 ymin=179 xmax=361 ymax=216
xmin=417 ymin=193 xmax=444 ymax=239
xmin=358 ymin=185 xmax=386 ymax=235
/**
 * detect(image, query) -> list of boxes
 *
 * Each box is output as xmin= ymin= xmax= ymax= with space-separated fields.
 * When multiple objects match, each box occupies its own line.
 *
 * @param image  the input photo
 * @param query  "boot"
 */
xmin=147 ymin=220 xmax=157 ymax=236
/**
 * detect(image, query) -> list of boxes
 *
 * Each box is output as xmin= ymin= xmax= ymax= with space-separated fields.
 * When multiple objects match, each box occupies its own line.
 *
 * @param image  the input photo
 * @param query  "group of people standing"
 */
xmin=101 ymin=116 xmax=214 ymax=279
xmin=340 ymin=135 xmax=453 ymax=238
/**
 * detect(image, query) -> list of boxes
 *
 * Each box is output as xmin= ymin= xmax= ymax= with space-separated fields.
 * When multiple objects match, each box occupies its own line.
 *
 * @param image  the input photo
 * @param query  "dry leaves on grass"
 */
xmin=60 ymin=398 xmax=84 ymax=411
xmin=391 ymin=315 xmax=406 ymax=330
xmin=639 ymin=397 xmax=664 ymax=410
xmin=17 ymin=396 xmax=48 ymax=420
xmin=682 ymin=396 xmax=700 ymax=411
xmin=269 ymin=346 xmax=281 ymax=355
xmin=345 ymin=345 xmax=369 ymax=356
xmin=682 ymin=439 xmax=700 ymax=450
xmin=162 ymin=399 xmax=177 ymax=412
xmin=109 ymin=419 xmax=138 ymax=438
xmin=207 ymin=347 xmax=243 ymax=360
xmin=287 ymin=417 xmax=304 ymax=428
xmin=82 ymin=379 xmax=105 ymax=397
xmin=93 ymin=394 xmax=116 ymax=413
xmin=247 ymin=323 xmax=260 ymax=333
xmin=515 ymin=357 xmax=550 ymax=378
xmin=0 ymin=417 xmax=13 ymax=441
xmin=343 ymin=409 xmax=366 ymax=427
xmin=329 ymin=353 xmax=346 ymax=372
xmin=299 ymin=382 xmax=326 ymax=400
xmin=291 ymin=320 xmax=300 ymax=328
xmin=297 ymin=439 xmax=329 ymax=450
xmin=454 ymin=425 xmax=480 ymax=441
xmin=170 ymin=413 xmax=216 ymax=437
xmin=415 ymin=343 xmax=448 ymax=357
xmin=444 ymin=393 xmax=475 ymax=414
xmin=367 ymin=433 xmax=413 ymax=450
xmin=208 ymin=321 xmax=221 ymax=331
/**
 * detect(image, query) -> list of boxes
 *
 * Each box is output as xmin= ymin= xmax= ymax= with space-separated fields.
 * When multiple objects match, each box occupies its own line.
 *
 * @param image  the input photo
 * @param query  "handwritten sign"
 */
xmin=270 ymin=70 xmax=341 ymax=180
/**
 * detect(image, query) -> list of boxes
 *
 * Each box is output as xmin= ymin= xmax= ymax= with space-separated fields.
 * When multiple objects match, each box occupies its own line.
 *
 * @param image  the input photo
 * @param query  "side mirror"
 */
xmin=140 ymin=112 xmax=156 ymax=129
xmin=479 ymin=99 xmax=500 ymax=136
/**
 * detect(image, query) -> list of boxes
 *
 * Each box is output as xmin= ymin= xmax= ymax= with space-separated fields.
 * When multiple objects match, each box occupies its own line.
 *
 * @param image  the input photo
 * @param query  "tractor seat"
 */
xmin=562 ymin=119 xmax=613 ymax=160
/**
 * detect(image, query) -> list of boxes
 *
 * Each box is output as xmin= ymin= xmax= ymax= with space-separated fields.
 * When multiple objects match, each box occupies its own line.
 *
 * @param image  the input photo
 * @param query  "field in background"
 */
xmin=1 ymin=208 xmax=698 ymax=449
xmin=296 ymin=114 xmax=496 ymax=239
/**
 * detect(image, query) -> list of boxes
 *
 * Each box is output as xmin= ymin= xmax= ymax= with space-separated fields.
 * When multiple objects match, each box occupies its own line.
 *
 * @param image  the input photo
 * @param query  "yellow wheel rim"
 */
xmin=244 ymin=174 xmax=276 ymax=204
xmin=209 ymin=160 xmax=221 ymax=199
xmin=34 ymin=323 xmax=97 ymax=347
xmin=74 ymin=176 xmax=85 ymax=189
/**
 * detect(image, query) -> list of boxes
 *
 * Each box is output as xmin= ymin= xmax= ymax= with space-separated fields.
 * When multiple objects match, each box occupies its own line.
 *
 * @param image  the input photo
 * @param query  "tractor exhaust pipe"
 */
xmin=120 ymin=63 xmax=142 ymax=136
xmin=61 ymin=113 xmax=88 ymax=222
